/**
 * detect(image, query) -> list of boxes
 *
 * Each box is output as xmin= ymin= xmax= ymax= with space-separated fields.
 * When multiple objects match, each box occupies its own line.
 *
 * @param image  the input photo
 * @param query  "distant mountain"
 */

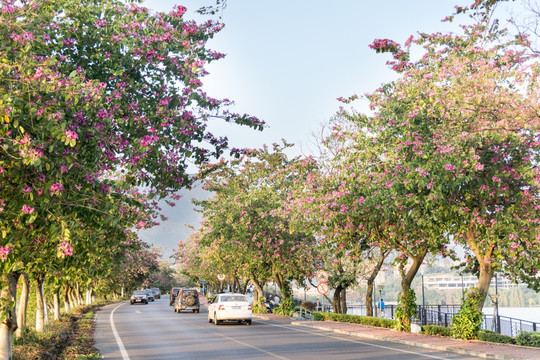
xmin=137 ymin=183 xmax=212 ymax=258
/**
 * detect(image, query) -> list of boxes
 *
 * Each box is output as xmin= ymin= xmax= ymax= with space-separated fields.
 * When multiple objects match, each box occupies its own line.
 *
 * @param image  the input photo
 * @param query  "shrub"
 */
xmin=423 ymin=325 xmax=451 ymax=337
xmin=516 ymin=330 xmax=540 ymax=347
xmin=451 ymin=288 xmax=484 ymax=340
xmin=300 ymin=301 xmax=315 ymax=311
xmin=312 ymin=311 xmax=396 ymax=328
xmin=273 ymin=297 xmax=295 ymax=316
xmin=394 ymin=289 xmax=417 ymax=332
xmin=478 ymin=330 xmax=516 ymax=345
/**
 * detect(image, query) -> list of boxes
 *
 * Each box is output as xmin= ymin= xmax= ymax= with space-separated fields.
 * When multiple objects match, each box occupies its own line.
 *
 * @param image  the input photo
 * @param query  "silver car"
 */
xmin=130 ymin=290 xmax=148 ymax=305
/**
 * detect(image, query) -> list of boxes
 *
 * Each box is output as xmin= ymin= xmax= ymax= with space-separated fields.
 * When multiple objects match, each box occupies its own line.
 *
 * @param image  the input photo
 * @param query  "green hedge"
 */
xmin=423 ymin=325 xmax=451 ymax=337
xmin=516 ymin=330 xmax=540 ymax=347
xmin=478 ymin=330 xmax=516 ymax=345
xmin=313 ymin=312 xmax=396 ymax=329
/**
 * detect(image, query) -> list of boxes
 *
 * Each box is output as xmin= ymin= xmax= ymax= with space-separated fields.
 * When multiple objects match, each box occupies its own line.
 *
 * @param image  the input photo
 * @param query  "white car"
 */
xmin=208 ymin=293 xmax=252 ymax=325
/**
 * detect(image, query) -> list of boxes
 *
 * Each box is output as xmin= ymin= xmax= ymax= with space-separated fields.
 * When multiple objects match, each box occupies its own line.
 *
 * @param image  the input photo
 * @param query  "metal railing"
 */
xmin=346 ymin=304 xmax=539 ymax=337
xmin=297 ymin=307 xmax=314 ymax=321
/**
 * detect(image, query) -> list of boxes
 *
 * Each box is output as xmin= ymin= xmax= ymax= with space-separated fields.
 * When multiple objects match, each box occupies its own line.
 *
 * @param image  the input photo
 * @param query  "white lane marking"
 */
xmin=259 ymin=321 xmax=453 ymax=360
xmin=110 ymin=303 xmax=130 ymax=360
xmin=213 ymin=331 xmax=291 ymax=360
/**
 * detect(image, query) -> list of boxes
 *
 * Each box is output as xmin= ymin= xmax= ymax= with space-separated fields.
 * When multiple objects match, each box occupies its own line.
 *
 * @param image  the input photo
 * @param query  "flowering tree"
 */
xmin=185 ymin=143 xmax=319 ymax=312
xmin=359 ymin=0 xmax=539 ymax=316
xmin=0 ymin=0 xmax=261 ymax=355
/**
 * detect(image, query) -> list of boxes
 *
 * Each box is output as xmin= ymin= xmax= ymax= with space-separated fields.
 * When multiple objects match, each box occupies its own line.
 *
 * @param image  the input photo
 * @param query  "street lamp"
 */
xmin=489 ymin=293 xmax=500 ymax=333
xmin=378 ymin=284 xmax=384 ymax=317
xmin=421 ymin=272 xmax=425 ymax=307
xmin=461 ymin=274 xmax=465 ymax=303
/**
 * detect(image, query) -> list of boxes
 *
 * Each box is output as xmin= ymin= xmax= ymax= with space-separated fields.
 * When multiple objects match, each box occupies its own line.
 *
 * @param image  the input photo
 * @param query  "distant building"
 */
xmin=424 ymin=275 xmax=522 ymax=291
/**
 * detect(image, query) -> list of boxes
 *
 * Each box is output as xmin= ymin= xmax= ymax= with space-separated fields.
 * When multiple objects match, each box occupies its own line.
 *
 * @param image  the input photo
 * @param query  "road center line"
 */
xmin=110 ymin=303 xmax=130 ymax=360
xmin=258 ymin=321 xmax=453 ymax=360
xmin=213 ymin=331 xmax=291 ymax=360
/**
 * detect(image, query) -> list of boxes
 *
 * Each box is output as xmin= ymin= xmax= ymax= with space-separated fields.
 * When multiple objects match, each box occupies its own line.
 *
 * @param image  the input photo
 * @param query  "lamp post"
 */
xmin=461 ymin=274 xmax=465 ymax=303
xmin=377 ymin=284 xmax=384 ymax=318
xmin=489 ymin=293 xmax=500 ymax=333
xmin=421 ymin=273 xmax=425 ymax=307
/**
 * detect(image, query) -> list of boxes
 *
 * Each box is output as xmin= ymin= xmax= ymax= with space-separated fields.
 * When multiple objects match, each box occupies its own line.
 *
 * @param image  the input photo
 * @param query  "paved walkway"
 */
xmin=254 ymin=314 xmax=540 ymax=360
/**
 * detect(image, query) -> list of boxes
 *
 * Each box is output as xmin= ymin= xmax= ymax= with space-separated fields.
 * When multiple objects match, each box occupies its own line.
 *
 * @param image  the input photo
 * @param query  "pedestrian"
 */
xmin=316 ymin=299 xmax=320 ymax=311
xmin=377 ymin=298 xmax=385 ymax=318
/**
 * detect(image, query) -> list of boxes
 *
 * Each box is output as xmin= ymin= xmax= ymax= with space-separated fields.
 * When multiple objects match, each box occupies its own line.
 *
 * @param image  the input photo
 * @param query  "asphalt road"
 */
xmin=94 ymin=297 xmax=480 ymax=360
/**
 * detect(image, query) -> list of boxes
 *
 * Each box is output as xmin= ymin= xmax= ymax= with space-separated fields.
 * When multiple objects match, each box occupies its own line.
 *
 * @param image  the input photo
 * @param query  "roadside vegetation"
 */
xmin=1 ymin=1 xmax=539 ymax=358
xmin=13 ymin=303 xmax=105 ymax=360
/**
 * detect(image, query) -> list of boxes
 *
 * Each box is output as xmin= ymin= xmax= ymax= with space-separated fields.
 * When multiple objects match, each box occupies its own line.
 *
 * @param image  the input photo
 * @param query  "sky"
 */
xmin=143 ymin=0 xmax=475 ymax=156
xmin=138 ymin=0 xmax=520 ymax=256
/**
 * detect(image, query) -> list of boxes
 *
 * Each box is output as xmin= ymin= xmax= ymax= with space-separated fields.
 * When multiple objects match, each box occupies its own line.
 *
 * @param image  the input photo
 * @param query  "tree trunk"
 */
xmin=397 ymin=250 xmax=427 ymax=331
xmin=340 ymin=288 xmax=347 ymax=314
xmin=366 ymin=278 xmax=374 ymax=316
xmin=15 ymin=273 xmax=29 ymax=338
xmin=53 ymin=289 xmax=61 ymax=321
xmin=75 ymin=284 xmax=83 ymax=306
xmin=63 ymin=286 xmax=71 ymax=314
xmin=0 ymin=272 xmax=20 ymax=360
xmin=68 ymin=287 xmax=76 ymax=309
xmin=250 ymin=277 xmax=264 ymax=312
xmin=332 ymin=284 xmax=343 ymax=314
xmin=35 ymin=274 xmax=46 ymax=332
xmin=274 ymin=273 xmax=291 ymax=300
xmin=365 ymin=249 xmax=389 ymax=316
xmin=474 ymin=259 xmax=494 ymax=311
xmin=466 ymin=228 xmax=495 ymax=312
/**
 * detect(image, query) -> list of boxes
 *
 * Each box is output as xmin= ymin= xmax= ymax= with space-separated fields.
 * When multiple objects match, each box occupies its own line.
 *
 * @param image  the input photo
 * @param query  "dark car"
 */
xmin=173 ymin=288 xmax=200 ymax=313
xmin=143 ymin=289 xmax=155 ymax=302
xmin=169 ymin=287 xmax=181 ymax=306
xmin=150 ymin=288 xmax=161 ymax=299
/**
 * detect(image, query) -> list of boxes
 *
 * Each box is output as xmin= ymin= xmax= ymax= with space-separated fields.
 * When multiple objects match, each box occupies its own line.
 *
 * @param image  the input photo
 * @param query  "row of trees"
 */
xmin=0 ymin=0 xmax=262 ymax=358
xmin=175 ymin=0 xmax=539 ymax=335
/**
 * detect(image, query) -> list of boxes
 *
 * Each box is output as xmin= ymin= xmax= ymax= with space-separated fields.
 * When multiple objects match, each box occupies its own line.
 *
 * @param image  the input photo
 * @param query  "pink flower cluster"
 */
xmin=21 ymin=204 xmax=34 ymax=214
xmin=0 ymin=245 xmax=13 ymax=262
xmin=49 ymin=183 xmax=64 ymax=194
xmin=65 ymin=130 xmax=79 ymax=140
xmin=57 ymin=241 xmax=73 ymax=257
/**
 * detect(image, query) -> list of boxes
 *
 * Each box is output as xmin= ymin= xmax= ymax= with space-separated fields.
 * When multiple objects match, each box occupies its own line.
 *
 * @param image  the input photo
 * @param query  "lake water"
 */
xmin=483 ymin=307 xmax=540 ymax=323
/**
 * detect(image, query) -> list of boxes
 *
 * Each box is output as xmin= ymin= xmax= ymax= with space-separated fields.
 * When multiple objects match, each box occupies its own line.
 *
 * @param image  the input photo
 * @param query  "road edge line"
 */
xmin=110 ymin=303 xmax=130 ymax=360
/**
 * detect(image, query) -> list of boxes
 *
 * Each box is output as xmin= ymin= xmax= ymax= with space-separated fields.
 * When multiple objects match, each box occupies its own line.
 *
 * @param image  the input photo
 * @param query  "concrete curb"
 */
xmin=291 ymin=322 xmax=521 ymax=360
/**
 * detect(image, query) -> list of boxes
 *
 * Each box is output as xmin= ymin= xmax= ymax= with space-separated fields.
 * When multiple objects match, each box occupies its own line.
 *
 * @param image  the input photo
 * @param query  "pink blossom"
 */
xmin=21 ymin=204 xmax=34 ymax=214
xmin=57 ymin=242 xmax=73 ymax=257
xmin=22 ymin=186 xmax=32 ymax=193
xmin=444 ymin=164 xmax=456 ymax=171
xmin=49 ymin=183 xmax=64 ymax=194
xmin=94 ymin=19 xmax=108 ymax=28
xmin=475 ymin=163 xmax=484 ymax=171
xmin=65 ymin=130 xmax=78 ymax=140
xmin=415 ymin=167 xmax=429 ymax=176
xmin=0 ymin=246 xmax=12 ymax=261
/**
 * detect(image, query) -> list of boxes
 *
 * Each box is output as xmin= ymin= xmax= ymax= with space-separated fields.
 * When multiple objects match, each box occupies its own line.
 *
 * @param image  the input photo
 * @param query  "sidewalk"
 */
xmin=254 ymin=314 xmax=540 ymax=360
